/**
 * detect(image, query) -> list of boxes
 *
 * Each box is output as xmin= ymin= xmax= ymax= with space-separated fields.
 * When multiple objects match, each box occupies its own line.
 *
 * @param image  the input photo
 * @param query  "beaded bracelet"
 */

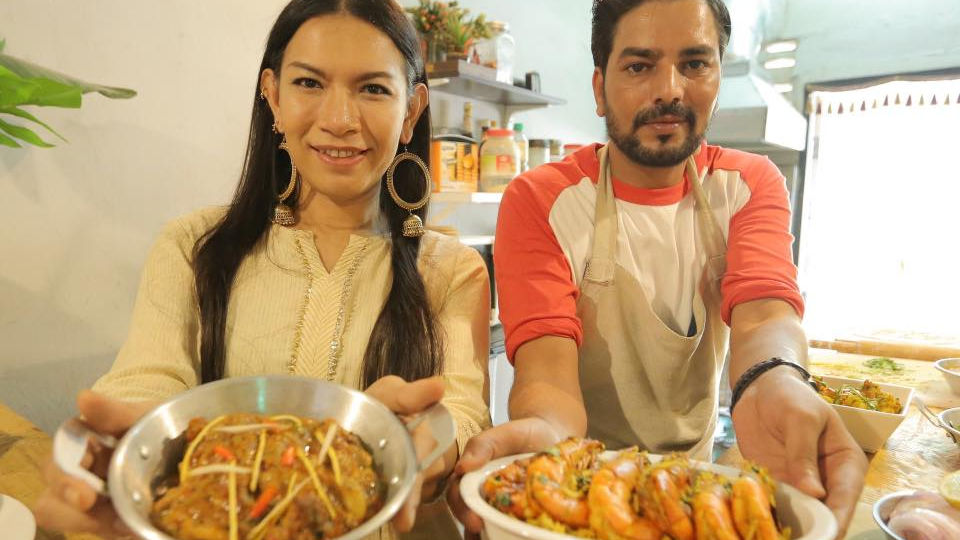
xmin=730 ymin=357 xmax=817 ymax=413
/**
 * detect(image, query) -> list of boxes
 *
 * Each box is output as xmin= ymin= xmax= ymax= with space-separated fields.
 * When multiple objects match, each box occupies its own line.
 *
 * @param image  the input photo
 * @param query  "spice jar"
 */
xmin=528 ymin=139 xmax=550 ymax=169
xmin=479 ymin=129 xmax=519 ymax=192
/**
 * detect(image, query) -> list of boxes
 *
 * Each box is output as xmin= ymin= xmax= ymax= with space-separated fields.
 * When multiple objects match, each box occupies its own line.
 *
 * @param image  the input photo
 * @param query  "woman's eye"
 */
xmin=293 ymin=78 xmax=321 ymax=89
xmin=362 ymin=84 xmax=391 ymax=96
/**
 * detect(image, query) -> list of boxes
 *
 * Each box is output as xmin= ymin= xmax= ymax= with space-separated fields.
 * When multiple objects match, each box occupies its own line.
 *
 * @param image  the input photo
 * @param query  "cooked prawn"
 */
xmin=692 ymin=473 xmax=739 ymax=540
xmin=639 ymin=457 xmax=694 ymax=540
xmin=731 ymin=472 xmax=781 ymax=540
xmin=588 ymin=451 xmax=661 ymax=540
xmin=524 ymin=438 xmax=603 ymax=528
xmin=482 ymin=457 xmax=532 ymax=519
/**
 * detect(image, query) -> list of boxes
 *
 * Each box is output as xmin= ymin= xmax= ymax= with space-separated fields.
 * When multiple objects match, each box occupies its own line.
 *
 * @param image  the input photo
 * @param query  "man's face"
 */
xmin=593 ymin=0 xmax=722 ymax=167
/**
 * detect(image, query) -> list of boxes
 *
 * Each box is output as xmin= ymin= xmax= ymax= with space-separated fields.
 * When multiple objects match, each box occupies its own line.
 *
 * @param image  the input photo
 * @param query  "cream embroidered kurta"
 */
xmin=93 ymin=205 xmax=491 ymax=463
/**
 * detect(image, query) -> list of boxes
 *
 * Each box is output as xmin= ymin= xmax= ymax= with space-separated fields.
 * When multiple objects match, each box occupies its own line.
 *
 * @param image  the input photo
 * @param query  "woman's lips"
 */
xmin=311 ymin=146 xmax=367 ymax=166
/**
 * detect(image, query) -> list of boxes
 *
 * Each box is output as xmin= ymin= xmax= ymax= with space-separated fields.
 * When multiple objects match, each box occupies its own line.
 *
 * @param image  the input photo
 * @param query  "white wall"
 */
xmin=0 ymin=1 xmax=290 ymax=431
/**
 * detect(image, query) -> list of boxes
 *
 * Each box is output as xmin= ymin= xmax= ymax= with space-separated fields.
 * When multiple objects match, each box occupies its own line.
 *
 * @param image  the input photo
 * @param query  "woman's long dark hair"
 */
xmin=193 ymin=0 xmax=442 ymax=388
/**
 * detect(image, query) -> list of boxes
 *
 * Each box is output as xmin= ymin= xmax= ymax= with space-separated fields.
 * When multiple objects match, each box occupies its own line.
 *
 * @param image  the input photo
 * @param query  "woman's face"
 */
xmin=261 ymin=14 xmax=428 ymax=206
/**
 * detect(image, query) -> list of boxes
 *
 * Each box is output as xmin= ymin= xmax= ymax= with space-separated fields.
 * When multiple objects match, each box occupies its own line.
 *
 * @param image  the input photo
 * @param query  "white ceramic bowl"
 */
xmin=872 ymin=490 xmax=913 ymax=540
xmin=934 ymin=358 xmax=960 ymax=396
xmin=460 ymin=452 xmax=838 ymax=540
xmin=816 ymin=375 xmax=914 ymax=453
xmin=937 ymin=407 xmax=960 ymax=440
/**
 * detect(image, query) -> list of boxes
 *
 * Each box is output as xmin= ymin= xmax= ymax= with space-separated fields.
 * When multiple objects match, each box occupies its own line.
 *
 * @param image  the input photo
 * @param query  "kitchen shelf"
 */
xmin=427 ymin=60 xmax=565 ymax=108
xmin=432 ymin=191 xmax=503 ymax=204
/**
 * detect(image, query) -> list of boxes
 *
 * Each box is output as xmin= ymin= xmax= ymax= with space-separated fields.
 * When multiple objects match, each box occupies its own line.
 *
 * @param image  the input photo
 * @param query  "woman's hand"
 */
xmin=34 ymin=390 xmax=156 ymax=539
xmin=365 ymin=375 xmax=451 ymax=532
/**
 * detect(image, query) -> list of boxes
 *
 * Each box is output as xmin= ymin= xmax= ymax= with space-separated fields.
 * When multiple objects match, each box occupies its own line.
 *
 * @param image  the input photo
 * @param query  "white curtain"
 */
xmin=798 ymin=78 xmax=960 ymax=345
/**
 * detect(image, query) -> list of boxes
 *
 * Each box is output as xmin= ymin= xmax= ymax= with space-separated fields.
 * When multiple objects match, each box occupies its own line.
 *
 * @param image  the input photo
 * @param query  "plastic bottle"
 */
xmin=475 ymin=22 xmax=515 ymax=84
xmin=513 ymin=123 xmax=529 ymax=173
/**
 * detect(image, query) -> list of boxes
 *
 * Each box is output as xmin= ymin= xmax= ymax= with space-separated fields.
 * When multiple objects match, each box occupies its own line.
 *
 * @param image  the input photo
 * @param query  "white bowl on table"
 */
xmin=816 ymin=375 xmax=914 ymax=453
xmin=460 ymin=451 xmax=838 ymax=540
xmin=934 ymin=358 xmax=960 ymax=395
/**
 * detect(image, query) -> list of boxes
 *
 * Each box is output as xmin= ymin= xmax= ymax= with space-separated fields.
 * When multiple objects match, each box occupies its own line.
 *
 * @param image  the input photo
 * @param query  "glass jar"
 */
xmin=474 ymin=21 xmax=515 ymax=84
xmin=528 ymin=139 xmax=550 ymax=169
xmin=479 ymin=129 xmax=519 ymax=192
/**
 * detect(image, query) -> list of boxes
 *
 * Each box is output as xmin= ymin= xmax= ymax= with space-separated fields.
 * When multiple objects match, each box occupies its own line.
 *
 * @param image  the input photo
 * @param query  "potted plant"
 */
xmin=406 ymin=1 xmax=490 ymax=63
xmin=0 ymin=38 xmax=136 ymax=148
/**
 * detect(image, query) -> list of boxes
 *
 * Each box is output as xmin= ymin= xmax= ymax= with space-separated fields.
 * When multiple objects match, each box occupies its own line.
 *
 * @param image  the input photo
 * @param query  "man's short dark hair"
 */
xmin=591 ymin=0 xmax=732 ymax=71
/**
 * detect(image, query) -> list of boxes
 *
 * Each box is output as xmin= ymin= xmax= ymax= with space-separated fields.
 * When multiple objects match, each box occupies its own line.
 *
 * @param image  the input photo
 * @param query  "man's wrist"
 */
xmin=730 ymin=358 xmax=816 ymax=412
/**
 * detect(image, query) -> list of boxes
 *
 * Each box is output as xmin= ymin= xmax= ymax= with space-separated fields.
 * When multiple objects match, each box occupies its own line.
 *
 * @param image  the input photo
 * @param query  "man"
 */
xmin=449 ymin=0 xmax=867 ymax=537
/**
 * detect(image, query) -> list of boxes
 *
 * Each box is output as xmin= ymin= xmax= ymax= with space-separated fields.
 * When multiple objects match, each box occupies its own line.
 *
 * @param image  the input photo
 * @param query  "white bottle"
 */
xmin=513 ymin=123 xmax=529 ymax=173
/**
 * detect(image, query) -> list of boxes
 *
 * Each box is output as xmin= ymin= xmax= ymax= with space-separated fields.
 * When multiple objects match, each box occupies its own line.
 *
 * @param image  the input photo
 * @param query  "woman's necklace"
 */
xmin=288 ymin=237 xmax=371 ymax=380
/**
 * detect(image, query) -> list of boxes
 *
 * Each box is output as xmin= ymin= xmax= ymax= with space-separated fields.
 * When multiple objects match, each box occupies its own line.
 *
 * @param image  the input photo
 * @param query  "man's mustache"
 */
xmin=632 ymin=103 xmax=697 ymax=131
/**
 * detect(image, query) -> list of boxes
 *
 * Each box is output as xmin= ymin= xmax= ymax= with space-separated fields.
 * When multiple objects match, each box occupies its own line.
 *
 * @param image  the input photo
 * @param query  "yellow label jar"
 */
xmin=479 ymin=129 xmax=520 ymax=192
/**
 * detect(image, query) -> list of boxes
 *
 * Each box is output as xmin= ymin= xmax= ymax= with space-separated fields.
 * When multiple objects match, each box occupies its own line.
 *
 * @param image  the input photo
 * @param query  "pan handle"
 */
xmin=405 ymin=402 xmax=457 ymax=472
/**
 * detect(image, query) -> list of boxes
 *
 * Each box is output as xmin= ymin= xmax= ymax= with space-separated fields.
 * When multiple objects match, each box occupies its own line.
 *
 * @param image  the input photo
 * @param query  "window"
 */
xmin=798 ymin=77 xmax=960 ymax=351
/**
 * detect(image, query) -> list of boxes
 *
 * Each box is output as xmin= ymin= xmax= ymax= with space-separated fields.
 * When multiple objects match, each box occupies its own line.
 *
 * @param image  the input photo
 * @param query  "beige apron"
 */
xmin=576 ymin=145 xmax=729 ymax=461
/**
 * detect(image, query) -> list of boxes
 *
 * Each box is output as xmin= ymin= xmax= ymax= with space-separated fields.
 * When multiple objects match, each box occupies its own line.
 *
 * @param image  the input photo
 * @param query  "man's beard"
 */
xmin=605 ymin=101 xmax=704 ymax=167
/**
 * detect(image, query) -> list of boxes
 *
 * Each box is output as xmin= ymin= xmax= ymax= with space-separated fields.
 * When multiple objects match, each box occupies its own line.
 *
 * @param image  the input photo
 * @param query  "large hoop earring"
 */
xmin=386 ymin=146 xmax=431 ymax=237
xmin=272 ymin=137 xmax=299 ymax=226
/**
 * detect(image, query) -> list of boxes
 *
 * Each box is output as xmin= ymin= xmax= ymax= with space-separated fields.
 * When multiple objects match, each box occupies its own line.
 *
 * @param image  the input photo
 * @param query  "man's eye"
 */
xmin=627 ymin=63 xmax=650 ymax=74
xmin=686 ymin=60 xmax=708 ymax=70
xmin=362 ymin=84 xmax=391 ymax=95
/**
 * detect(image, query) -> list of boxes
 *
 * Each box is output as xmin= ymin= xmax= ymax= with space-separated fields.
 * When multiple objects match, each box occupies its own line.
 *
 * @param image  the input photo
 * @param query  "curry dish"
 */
xmin=482 ymin=437 xmax=790 ymax=539
xmin=813 ymin=376 xmax=903 ymax=413
xmin=151 ymin=413 xmax=383 ymax=540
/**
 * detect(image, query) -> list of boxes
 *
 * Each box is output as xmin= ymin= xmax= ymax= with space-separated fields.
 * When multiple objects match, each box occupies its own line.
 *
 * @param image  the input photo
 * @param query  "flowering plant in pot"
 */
xmin=405 ymin=1 xmax=489 ymax=62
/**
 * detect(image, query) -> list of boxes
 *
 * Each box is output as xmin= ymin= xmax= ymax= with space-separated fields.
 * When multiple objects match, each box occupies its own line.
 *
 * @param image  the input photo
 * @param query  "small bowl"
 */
xmin=816 ymin=375 xmax=914 ymax=452
xmin=872 ymin=490 xmax=913 ymax=540
xmin=938 ymin=407 xmax=960 ymax=440
xmin=460 ymin=452 xmax=838 ymax=540
xmin=934 ymin=358 xmax=960 ymax=395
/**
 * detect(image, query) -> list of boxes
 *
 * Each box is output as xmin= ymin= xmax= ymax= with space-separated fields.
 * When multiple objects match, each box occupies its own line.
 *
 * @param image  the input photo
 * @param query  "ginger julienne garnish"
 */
xmin=152 ymin=413 xmax=384 ymax=540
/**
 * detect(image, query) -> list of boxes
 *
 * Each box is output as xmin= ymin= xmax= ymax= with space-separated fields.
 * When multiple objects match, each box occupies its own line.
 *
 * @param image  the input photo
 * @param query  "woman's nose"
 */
xmin=316 ymin=87 xmax=360 ymax=136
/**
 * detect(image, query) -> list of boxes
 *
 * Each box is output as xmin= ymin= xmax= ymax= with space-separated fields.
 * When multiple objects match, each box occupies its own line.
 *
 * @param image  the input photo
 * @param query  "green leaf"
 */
xmin=1 ymin=105 xmax=67 ymax=141
xmin=0 ymin=118 xmax=54 ymax=147
xmin=24 ymin=78 xmax=82 ymax=108
xmin=0 ymin=72 xmax=38 ymax=107
xmin=0 ymin=129 xmax=22 ymax=147
xmin=0 ymin=53 xmax=136 ymax=99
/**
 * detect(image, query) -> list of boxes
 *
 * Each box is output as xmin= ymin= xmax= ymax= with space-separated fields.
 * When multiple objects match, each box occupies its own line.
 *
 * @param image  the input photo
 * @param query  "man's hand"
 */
xmin=447 ymin=417 xmax=561 ymax=537
xmin=732 ymin=367 xmax=867 ymax=539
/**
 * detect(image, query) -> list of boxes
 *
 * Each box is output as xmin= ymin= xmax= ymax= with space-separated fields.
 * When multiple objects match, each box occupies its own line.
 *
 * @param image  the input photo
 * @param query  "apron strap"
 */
xmin=584 ymin=145 xmax=617 ymax=284
xmin=685 ymin=156 xmax=728 ymax=282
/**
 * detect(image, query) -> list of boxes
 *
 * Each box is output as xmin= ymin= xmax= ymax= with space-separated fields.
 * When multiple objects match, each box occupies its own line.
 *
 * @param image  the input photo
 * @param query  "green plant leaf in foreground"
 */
xmin=0 ymin=53 xmax=136 ymax=99
xmin=0 ymin=118 xmax=53 ymax=147
xmin=1 ymin=105 xmax=66 ymax=142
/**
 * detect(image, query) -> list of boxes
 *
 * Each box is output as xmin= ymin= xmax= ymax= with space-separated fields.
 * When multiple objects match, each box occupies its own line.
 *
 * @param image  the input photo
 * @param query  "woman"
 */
xmin=34 ymin=0 xmax=491 ymax=538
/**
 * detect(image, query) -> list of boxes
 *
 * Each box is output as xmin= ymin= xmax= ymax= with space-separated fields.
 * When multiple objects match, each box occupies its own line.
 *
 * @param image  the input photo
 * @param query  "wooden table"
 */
xmin=720 ymin=349 xmax=960 ymax=539
xmin=0 ymin=402 xmax=100 ymax=540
